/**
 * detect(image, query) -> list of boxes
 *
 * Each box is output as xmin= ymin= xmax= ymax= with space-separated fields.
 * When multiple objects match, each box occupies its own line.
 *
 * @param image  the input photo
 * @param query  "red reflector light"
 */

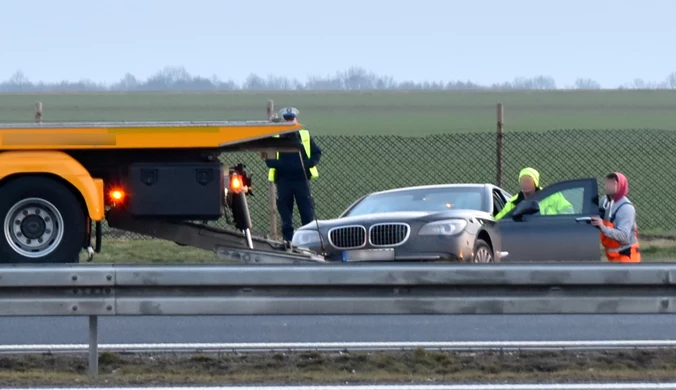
xmin=110 ymin=189 xmax=125 ymax=201
xmin=230 ymin=174 xmax=243 ymax=192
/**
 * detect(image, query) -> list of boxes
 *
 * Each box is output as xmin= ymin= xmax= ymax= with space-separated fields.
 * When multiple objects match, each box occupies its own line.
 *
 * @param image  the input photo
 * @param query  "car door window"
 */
xmin=505 ymin=178 xmax=597 ymax=219
xmin=535 ymin=187 xmax=583 ymax=216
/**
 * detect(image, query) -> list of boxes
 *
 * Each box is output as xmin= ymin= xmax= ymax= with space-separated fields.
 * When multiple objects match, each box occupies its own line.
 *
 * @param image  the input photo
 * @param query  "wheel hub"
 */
xmin=4 ymin=198 xmax=63 ymax=258
xmin=474 ymin=247 xmax=493 ymax=263
xmin=20 ymin=214 xmax=47 ymax=239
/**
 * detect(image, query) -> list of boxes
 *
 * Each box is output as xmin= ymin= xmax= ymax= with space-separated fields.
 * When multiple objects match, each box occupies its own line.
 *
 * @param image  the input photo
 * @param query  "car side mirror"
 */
xmin=512 ymin=200 xmax=540 ymax=220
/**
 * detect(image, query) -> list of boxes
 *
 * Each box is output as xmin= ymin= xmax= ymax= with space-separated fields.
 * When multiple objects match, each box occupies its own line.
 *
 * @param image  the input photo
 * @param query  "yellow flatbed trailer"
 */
xmin=0 ymin=120 xmax=325 ymax=263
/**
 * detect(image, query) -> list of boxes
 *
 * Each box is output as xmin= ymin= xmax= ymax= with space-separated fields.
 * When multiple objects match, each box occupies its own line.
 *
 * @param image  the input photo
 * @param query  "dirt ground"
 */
xmin=2 ymin=349 xmax=676 ymax=386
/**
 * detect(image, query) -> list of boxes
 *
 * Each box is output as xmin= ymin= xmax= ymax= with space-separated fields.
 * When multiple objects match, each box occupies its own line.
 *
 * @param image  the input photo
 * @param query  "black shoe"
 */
xmin=283 ymin=240 xmax=292 ymax=250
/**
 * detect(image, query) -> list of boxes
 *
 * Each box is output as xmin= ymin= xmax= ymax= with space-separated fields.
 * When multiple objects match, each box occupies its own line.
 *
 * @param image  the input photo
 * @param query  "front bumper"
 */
xmin=321 ymin=232 xmax=478 ymax=262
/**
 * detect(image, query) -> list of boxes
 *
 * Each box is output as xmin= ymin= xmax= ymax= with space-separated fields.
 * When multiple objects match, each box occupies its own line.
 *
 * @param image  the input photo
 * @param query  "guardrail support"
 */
xmin=88 ymin=315 xmax=98 ymax=377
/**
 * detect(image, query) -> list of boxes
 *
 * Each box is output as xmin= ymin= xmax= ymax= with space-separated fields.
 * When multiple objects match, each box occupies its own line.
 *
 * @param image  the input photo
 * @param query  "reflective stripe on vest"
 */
xmin=599 ymin=202 xmax=641 ymax=263
xmin=267 ymin=129 xmax=319 ymax=182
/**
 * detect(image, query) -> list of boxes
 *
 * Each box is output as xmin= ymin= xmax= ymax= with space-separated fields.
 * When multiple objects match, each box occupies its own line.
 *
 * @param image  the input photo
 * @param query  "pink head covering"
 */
xmin=612 ymin=172 xmax=628 ymax=201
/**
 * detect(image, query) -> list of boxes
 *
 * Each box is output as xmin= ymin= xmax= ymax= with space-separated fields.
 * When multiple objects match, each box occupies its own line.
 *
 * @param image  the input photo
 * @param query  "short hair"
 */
xmin=605 ymin=173 xmax=618 ymax=181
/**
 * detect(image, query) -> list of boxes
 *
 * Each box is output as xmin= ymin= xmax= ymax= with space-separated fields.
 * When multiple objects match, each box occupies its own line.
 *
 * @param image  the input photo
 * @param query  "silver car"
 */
xmin=292 ymin=178 xmax=602 ymax=263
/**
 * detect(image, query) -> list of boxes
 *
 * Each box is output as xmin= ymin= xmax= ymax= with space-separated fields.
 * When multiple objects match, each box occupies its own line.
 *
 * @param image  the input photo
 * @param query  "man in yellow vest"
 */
xmin=495 ymin=167 xmax=574 ymax=220
xmin=266 ymin=107 xmax=322 ymax=243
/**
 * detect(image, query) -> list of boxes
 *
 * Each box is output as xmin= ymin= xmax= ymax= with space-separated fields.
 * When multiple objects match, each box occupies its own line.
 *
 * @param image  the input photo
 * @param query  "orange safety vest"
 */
xmin=600 ymin=202 xmax=641 ymax=263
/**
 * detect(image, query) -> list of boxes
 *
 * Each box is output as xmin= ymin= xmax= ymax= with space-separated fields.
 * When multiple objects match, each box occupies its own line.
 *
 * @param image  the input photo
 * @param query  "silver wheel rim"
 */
xmin=474 ymin=247 xmax=493 ymax=263
xmin=3 ymin=198 xmax=64 ymax=258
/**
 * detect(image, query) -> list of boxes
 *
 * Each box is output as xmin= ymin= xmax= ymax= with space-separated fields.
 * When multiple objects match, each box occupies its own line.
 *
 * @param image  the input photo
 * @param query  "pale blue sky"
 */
xmin=1 ymin=0 xmax=674 ymax=87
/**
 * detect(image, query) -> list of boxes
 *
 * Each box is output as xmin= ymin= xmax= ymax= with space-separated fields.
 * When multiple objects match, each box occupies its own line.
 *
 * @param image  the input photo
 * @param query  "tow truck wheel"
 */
xmin=0 ymin=176 xmax=85 ymax=263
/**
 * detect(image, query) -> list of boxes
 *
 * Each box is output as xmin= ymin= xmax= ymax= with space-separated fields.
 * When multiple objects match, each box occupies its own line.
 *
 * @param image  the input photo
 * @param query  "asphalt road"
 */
xmin=2 ymin=315 xmax=676 ymax=345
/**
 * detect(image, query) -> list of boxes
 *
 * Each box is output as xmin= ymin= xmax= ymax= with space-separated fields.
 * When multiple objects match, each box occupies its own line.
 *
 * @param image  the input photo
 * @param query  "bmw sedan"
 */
xmin=291 ymin=178 xmax=602 ymax=263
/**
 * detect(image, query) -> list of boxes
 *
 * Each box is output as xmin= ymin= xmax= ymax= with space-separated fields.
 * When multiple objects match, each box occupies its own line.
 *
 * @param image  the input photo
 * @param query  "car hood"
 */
xmin=298 ymin=209 xmax=493 ymax=230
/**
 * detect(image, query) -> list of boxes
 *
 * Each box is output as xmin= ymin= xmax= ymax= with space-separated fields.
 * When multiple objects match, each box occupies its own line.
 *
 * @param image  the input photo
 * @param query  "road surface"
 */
xmin=2 ymin=315 xmax=676 ymax=345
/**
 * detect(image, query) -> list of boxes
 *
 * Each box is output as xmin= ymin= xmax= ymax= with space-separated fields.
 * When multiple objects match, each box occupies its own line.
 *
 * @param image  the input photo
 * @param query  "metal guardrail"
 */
xmin=2 ymin=263 xmax=676 ymax=376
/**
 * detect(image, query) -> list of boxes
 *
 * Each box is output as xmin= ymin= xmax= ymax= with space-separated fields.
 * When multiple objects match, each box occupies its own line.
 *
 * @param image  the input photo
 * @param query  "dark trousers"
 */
xmin=276 ymin=179 xmax=315 ymax=241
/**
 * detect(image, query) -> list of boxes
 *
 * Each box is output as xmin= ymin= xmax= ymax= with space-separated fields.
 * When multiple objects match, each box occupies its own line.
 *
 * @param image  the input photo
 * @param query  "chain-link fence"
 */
xmin=104 ymin=128 xmax=675 ymax=238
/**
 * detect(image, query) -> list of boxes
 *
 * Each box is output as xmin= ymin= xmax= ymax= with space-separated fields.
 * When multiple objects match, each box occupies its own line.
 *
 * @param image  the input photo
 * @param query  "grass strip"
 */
xmin=88 ymin=238 xmax=676 ymax=263
xmin=3 ymin=349 xmax=676 ymax=386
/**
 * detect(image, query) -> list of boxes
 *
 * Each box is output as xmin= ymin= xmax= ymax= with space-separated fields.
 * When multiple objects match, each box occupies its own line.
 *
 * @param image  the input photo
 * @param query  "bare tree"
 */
xmin=573 ymin=78 xmax=601 ymax=90
xmin=2 ymin=67 xmax=676 ymax=92
xmin=667 ymin=72 xmax=676 ymax=89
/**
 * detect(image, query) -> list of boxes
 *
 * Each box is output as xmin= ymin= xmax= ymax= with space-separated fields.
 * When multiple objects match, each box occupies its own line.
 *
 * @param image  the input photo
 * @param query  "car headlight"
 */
xmin=292 ymin=230 xmax=321 ymax=247
xmin=418 ymin=219 xmax=467 ymax=236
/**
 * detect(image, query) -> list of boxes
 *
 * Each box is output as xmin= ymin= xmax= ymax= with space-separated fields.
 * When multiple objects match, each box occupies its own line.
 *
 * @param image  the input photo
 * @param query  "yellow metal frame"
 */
xmin=0 ymin=120 xmax=303 ymax=222
xmin=0 ymin=151 xmax=105 ymax=221
xmin=0 ymin=121 xmax=304 ymax=150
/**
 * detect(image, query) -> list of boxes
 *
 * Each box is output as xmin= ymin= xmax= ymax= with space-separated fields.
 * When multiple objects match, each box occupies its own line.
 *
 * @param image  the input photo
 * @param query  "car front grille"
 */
xmin=369 ymin=223 xmax=410 ymax=246
xmin=328 ymin=225 xmax=367 ymax=249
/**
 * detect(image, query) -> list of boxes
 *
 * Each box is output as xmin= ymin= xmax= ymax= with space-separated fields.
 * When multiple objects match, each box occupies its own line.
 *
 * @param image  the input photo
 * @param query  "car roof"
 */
xmin=367 ymin=183 xmax=493 ymax=197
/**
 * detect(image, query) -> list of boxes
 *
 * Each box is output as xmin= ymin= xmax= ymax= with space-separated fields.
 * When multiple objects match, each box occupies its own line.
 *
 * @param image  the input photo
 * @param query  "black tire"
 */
xmin=0 ymin=176 xmax=85 ymax=263
xmin=472 ymin=239 xmax=495 ymax=263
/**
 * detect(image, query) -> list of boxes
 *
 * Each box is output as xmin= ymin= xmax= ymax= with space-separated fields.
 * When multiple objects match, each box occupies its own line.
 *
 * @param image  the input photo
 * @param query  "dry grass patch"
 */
xmin=2 ymin=349 xmax=676 ymax=386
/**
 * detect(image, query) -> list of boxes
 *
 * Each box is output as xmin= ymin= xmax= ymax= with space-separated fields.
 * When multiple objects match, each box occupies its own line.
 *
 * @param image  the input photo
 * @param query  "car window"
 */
xmin=528 ymin=181 xmax=594 ymax=217
xmin=533 ymin=188 xmax=582 ymax=216
xmin=344 ymin=187 xmax=485 ymax=217
xmin=492 ymin=190 xmax=506 ymax=217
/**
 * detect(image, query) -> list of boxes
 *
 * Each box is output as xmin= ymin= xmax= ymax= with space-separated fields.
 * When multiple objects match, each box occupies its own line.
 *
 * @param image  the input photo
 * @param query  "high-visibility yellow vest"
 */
xmin=267 ymin=129 xmax=319 ymax=182
xmin=495 ymin=190 xmax=574 ymax=220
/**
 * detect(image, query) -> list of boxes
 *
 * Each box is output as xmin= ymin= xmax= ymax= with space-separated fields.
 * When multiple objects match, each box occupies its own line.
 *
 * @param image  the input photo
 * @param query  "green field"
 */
xmin=2 ymin=90 xmax=676 ymax=134
xmin=1 ymin=91 xmax=675 ymax=261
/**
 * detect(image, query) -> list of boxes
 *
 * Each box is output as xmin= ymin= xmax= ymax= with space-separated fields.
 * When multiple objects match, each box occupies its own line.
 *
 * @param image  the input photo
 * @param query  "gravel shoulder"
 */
xmin=2 ymin=349 xmax=676 ymax=386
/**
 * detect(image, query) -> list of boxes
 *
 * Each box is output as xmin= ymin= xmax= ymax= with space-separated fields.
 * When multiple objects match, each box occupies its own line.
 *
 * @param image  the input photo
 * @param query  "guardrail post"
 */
xmin=88 ymin=315 xmax=98 ymax=377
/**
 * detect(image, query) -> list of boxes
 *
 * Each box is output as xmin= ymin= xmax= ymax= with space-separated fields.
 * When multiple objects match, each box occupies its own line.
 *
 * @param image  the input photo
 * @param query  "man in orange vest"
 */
xmin=591 ymin=172 xmax=641 ymax=262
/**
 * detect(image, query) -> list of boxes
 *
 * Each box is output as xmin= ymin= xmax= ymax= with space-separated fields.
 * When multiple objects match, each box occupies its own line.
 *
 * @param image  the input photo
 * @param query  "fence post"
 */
xmin=35 ymin=102 xmax=43 ymax=123
xmin=266 ymin=100 xmax=279 ymax=240
xmin=496 ymin=103 xmax=504 ymax=187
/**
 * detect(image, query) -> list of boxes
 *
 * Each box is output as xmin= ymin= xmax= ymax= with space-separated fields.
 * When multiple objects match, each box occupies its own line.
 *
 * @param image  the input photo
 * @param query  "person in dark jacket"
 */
xmin=266 ymin=108 xmax=322 ymax=243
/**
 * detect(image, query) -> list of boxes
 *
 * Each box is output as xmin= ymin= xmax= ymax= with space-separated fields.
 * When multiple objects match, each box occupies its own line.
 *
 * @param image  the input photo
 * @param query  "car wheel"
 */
xmin=0 ymin=176 xmax=85 ymax=263
xmin=472 ymin=239 xmax=494 ymax=263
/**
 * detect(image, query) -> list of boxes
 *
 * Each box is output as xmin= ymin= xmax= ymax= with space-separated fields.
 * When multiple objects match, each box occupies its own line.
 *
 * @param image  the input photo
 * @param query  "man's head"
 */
xmin=279 ymin=107 xmax=299 ymax=122
xmin=605 ymin=172 xmax=629 ymax=201
xmin=518 ymin=167 xmax=540 ymax=194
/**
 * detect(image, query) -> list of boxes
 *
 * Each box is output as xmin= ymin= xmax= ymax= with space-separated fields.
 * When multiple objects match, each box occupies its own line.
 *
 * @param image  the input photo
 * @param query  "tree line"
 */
xmin=2 ymin=66 xmax=676 ymax=92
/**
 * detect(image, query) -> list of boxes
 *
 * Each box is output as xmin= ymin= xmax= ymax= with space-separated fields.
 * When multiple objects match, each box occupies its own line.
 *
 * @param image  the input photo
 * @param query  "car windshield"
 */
xmin=344 ymin=187 xmax=486 ymax=217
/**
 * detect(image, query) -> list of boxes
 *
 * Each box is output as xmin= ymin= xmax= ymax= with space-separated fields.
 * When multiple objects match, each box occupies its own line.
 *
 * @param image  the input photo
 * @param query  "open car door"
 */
xmin=497 ymin=178 xmax=601 ymax=262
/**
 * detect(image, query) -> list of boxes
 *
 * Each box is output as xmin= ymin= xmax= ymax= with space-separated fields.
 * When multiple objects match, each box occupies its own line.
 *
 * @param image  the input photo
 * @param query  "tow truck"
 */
xmin=0 ymin=118 xmax=325 ymax=264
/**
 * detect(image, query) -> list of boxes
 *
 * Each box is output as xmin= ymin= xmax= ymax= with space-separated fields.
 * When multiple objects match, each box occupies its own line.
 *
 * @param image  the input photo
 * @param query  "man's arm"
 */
xmin=556 ymin=193 xmax=575 ymax=214
xmin=494 ymin=207 xmax=509 ymax=220
xmin=306 ymin=138 xmax=322 ymax=167
xmin=599 ymin=204 xmax=634 ymax=243
xmin=265 ymin=158 xmax=282 ymax=168
xmin=495 ymin=201 xmax=516 ymax=220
